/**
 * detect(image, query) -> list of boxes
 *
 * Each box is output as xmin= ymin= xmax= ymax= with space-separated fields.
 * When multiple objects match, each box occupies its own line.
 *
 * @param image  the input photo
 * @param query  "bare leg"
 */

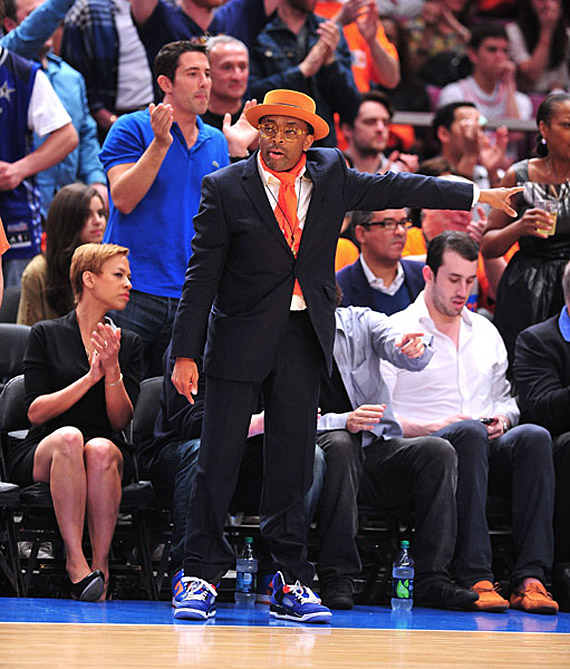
xmin=33 ymin=427 xmax=90 ymax=583
xmin=84 ymin=438 xmax=123 ymax=598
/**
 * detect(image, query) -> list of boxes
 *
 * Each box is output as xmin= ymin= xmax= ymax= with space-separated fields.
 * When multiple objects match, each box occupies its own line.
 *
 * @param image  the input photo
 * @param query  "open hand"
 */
xmin=223 ymin=99 xmax=258 ymax=155
xmin=479 ymin=186 xmax=524 ymax=217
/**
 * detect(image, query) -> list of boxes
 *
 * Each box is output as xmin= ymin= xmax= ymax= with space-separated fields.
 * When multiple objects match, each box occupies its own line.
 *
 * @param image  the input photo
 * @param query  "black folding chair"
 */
xmin=0 ymin=375 xmax=159 ymax=599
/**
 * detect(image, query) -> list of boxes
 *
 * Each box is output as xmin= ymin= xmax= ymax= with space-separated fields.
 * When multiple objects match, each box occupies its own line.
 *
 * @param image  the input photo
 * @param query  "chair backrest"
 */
xmin=132 ymin=376 xmax=163 ymax=450
xmin=0 ymin=285 xmax=21 ymax=323
xmin=0 ymin=375 xmax=28 ymax=480
xmin=0 ymin=324 xmax=30 ymax=381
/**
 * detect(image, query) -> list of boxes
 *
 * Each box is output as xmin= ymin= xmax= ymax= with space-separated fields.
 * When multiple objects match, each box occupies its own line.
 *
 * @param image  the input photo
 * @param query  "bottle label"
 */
xmin=236 ymin=572 xmax=255 ymax=594
xmin=393 ymin=578 xmax=413 ymax=600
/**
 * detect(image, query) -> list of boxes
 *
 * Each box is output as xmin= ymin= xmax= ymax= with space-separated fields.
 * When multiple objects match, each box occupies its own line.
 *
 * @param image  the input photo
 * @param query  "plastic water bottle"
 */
xmin=391 ymin=539 xmax=414 ymax=611
xmin=234 ymin=536 xmax=258 ymax=606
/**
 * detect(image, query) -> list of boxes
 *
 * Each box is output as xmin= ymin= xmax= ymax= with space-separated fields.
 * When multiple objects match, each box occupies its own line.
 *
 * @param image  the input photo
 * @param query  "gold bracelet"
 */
xmin=105 ymin=372 xmax=123 ymax=387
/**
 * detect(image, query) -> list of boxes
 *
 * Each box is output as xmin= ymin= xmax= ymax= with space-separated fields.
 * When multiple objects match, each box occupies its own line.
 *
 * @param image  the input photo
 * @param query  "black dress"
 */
xmin=494 ymin=159 xmax=570 ymax=364
xmin=8 ymin=311 xmax=143 ymax=487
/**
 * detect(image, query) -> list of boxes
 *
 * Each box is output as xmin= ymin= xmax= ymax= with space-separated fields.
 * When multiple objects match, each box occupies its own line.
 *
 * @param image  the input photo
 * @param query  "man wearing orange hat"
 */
xmin=169 ymin=88 xmax=523 ymax=623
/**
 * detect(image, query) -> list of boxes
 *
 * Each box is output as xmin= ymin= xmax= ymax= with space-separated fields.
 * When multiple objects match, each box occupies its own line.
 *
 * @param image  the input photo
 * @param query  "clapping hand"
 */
xmin=90 ymin=322 xmax=121 ymax=373
xmin=223 ymin=99 xmax=258 ymax=156
xmin=149 ymin=102 xmax=174 ymax=150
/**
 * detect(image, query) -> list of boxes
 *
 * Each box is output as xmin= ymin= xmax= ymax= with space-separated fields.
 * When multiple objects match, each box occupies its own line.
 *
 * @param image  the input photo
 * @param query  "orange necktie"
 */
xmin=261 ymin=154 xmax=307 ymax=299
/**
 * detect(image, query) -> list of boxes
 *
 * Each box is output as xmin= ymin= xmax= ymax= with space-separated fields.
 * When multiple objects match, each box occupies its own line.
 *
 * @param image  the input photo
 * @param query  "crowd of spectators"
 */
xmin=1 ymin=0 xmax=570 ymax=616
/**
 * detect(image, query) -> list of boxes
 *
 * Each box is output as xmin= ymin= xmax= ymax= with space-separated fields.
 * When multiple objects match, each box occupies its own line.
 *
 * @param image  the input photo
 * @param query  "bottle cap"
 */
xmin=245 ymin=536 xmax=253 ymax=544
xmin=401 ymin=540 xmax=410 ymax=548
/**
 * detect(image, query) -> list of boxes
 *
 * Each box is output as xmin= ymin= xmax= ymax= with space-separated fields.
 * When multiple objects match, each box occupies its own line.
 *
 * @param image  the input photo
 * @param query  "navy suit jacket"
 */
xmin=513 ymin=314 xmax=570 ymax=437
xmin=337 ymin=257 xmax=425 ymax=316
xmin=171 ymin=148 xmax=473 ymax=383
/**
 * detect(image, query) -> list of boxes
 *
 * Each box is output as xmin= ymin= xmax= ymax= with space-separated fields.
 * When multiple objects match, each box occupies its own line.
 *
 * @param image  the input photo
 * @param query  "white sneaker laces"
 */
xmin=181 ymin=577 xmax=217 ymax=601
xmin=289 ymin=580 xmax=321 ymax=604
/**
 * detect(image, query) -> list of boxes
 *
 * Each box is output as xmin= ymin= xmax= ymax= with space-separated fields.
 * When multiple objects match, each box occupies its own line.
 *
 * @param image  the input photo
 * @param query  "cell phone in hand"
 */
xmin=479 ymin=417 xmax=493 ymax=425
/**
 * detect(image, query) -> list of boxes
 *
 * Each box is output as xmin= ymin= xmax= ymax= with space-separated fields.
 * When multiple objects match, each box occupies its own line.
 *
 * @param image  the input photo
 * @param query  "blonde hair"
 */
xmin=70 ymin=243 xmax=129 ymax=299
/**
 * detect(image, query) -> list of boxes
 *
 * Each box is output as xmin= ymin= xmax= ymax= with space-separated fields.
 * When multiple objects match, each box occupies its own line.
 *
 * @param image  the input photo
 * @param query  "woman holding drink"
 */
xmin=481 ymin=93 xmax=570 ymax=361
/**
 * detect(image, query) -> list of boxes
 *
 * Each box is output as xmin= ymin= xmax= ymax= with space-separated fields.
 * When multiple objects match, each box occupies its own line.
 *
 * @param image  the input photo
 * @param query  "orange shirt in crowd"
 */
xmin=315 ymin=2 xmax=398 ymax=92
xmin=315 ymin=2 xmax=399 ymax=152
xmin=335 ymin=237 xmax=359 ymax=272
xmin=0 ymin=217 xmax=10 ymax=255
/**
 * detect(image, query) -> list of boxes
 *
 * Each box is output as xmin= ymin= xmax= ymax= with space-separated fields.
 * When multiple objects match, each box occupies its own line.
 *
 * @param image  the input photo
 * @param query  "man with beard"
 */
xmin=248 ymin=0 xmax=361 ymax=148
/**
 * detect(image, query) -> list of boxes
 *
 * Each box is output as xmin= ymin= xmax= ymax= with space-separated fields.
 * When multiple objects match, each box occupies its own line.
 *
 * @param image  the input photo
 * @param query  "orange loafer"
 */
xmin=469 ymin=580 xmax=509 ymax=612
xmin=510 ymin=580 xmax=559 ymax=615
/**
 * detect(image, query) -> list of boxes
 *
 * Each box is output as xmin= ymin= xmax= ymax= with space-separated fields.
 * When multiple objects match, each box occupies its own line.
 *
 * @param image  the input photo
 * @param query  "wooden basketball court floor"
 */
xmin=0 ymin=598 xmax=569 ymax=668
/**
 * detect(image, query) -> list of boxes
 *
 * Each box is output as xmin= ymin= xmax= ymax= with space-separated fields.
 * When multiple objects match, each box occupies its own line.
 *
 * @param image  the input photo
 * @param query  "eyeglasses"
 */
xmin=258 ymin=124 xmax=308 ymax=141
xmin=365 ymin=218 xmax=412 ymax=231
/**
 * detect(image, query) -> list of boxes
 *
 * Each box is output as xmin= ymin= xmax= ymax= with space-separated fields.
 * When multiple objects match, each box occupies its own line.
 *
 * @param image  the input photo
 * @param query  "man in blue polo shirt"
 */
xmin=99 ymin=40 xmax=251 ymax=376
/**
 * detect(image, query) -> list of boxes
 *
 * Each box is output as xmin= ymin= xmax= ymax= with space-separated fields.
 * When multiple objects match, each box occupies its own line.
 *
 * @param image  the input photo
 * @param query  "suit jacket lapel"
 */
xmin=241 ymin=153 xmax=291 ymax=252
xmin=297 ymin=156 xmax=326 ymax=257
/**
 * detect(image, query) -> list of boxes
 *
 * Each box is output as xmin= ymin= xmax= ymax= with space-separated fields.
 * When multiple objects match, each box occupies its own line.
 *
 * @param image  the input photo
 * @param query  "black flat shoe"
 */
xmin=69 ymin=570 xmax=105 ymax=602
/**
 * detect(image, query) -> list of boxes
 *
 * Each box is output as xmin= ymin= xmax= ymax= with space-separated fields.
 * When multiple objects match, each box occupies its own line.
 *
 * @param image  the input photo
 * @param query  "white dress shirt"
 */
xmin=257 ymin=153 xmax=313 ymax=310
xmin=381 ymin=291 xmax=519 ymax=426
xmin=360 ymin=256 xmax=405 ymax=296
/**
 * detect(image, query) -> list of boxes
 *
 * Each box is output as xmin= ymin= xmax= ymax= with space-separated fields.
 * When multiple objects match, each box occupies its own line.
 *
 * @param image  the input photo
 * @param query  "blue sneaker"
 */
xmin=256 ymin=572 xmax=274 ymax=604
xmin=171 ymin=569 xmax=185 ymax=606
xmin=172 ymin=571 xmax=217 ymax=621
xmin=270 ymin=571 xmax=332 ymax=623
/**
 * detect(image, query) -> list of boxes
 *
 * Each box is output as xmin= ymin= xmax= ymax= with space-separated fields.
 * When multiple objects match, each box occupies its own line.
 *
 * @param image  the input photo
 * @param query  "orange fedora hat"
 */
xmin=245 ymin=89 xmax=330 ymax=141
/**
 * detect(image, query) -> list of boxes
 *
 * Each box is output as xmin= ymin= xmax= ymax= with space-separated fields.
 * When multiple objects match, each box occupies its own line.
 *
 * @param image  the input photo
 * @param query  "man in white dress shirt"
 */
xmin=382 ymin=230 xmax=559 ymax=615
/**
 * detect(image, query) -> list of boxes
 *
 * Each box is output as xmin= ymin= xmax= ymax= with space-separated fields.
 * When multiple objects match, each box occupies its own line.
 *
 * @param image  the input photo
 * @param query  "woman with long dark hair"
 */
xmin=506 ymin=0 xmax=570 ymax=93
xmin=17 ymin=184 xmax=106 ymax=326
xmin=481 ymin=93 xmax=570 ymax=361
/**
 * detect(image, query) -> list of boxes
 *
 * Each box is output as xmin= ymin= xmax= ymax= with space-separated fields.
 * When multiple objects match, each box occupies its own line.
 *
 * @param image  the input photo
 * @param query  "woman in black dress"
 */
xmin=12 ymin=243 xmax=142 ymax=601
xmin=481 ymin=93 xmax=570 ymax=363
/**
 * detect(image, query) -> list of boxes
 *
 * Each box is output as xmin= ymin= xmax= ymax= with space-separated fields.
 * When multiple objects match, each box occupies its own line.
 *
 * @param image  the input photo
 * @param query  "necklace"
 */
xmin=264 ymin=178 xmax=303 ymax=257
xmin=546 ymin=157 xmax=570 ymax=184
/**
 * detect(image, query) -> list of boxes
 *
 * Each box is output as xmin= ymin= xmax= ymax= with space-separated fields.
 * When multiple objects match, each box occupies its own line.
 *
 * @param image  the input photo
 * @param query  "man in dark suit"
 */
xmin=514 ymin=260 xmax=570 ymax=612
xmin=337 ymin=208 xmax=425 ymax=316
xmin=169 ymin=88 xmax=523 ymax=623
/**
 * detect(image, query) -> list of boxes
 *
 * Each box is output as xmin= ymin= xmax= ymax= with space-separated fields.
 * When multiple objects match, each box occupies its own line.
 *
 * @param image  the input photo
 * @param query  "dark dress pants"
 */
xmin=435 ymin=419 xmax=555 ymax=588
xmin=358 ymin=434 xmax=458 ymax=586
xmin=553 ymin=432 xmax=570 ymax=563
xmin=315 ymin=430 xmax=365 ymax=583
xmin=182 ymin=310 xmax=323 ymax=584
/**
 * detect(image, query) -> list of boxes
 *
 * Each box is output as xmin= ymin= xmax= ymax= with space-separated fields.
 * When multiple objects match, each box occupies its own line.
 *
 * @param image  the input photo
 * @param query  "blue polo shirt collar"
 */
xmin=558 ymin=306 xmax=570 ymax=342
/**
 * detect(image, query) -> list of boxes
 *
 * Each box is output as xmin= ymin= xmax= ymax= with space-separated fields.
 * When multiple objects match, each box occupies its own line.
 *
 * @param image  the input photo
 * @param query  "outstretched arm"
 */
xmin=130 ymin=0 xmax=159 ymax=26
xmin=0 ymin=0 xmax=75 ymax=60
xmin=478 ymin=185 xmax=524 ymax=217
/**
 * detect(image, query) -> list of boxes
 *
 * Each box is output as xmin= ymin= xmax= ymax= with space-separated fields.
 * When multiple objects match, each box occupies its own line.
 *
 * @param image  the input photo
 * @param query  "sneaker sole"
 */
xmin=270 ymin=605 xmax=332 ymax=624
xmin=173 ymin=606 xmax=216 ymax=620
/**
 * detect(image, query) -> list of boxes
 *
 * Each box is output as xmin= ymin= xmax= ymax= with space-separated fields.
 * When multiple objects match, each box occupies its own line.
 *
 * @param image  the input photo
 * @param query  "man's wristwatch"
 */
xmin=501 ymin=420 xmax=509 ymax=434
